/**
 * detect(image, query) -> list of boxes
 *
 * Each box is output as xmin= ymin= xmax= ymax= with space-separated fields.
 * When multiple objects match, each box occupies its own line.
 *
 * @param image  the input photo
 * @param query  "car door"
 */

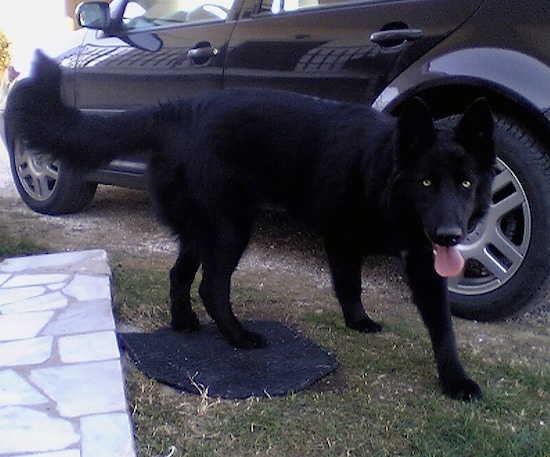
xmin=225 ymin=0 xmax=484 ymax=104
xmin=72 ymin=0 xmax=240 ymax=110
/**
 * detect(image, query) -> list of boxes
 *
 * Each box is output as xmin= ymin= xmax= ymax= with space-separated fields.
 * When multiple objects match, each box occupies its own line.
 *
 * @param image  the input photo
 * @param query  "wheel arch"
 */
xmin=383 ymin=82 xmax=549 ymax=151
xmin=374 ymin=47 xmax=550 ymax=149
xmin=418 ymin=84 xmax=550 ymax=147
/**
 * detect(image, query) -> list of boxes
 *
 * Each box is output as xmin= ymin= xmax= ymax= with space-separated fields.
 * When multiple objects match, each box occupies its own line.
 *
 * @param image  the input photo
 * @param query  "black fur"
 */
xmin=6 ymin=51 xmax=496 ymax=400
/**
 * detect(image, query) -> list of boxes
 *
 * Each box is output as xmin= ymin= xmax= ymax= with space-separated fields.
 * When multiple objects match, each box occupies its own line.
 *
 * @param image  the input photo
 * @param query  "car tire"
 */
xmin=9 ymin=137 xmax=97 ymax=215
xmin=448 ymin=114 xmax=550 ymax=320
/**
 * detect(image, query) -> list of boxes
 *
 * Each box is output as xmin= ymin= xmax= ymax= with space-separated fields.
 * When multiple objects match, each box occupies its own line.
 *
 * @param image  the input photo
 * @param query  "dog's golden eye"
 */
xmin=422 ymin=179 xmax=432 ymax=187
xmin=462 ymin=180 xmax=472 ymax=189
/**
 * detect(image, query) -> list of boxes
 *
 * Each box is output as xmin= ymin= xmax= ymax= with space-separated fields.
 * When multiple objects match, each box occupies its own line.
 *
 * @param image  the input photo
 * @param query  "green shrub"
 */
xmin=0 ymin=29 xmax=10 ymax=73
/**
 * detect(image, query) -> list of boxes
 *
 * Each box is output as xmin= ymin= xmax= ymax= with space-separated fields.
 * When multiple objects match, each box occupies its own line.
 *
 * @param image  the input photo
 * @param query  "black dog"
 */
xmin=6 ymin=52 xmax=495 ymax=400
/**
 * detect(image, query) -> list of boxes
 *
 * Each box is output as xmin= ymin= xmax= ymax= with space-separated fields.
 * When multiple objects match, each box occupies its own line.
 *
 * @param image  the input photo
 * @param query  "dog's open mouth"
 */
xmin=433 ymin=244 xmax=465 ymax=277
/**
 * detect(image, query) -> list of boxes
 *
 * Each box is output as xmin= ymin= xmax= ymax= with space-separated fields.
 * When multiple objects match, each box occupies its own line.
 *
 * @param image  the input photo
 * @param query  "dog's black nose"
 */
xmin=434 ymin=226 xmax=464 ymax=246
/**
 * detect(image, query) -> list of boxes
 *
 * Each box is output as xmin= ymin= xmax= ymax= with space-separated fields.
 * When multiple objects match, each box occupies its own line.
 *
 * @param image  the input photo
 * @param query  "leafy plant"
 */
xmin=0 ymin=29 xmax=10 ymax=73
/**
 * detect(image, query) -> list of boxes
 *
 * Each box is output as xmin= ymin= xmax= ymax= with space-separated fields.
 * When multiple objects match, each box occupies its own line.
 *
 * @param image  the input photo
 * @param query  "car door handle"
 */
xmin=370 ymin=28 xmax=423 ymax=46
xmin=187 ymin=46 xmax=219 ymax=60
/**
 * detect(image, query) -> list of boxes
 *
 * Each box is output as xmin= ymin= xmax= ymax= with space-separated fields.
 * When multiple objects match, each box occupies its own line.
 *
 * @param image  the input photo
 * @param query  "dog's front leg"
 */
xmin=405 ymin=249 xmax=482 ymax=401
xmin=324 ymin=239 xmax=382 ymax=333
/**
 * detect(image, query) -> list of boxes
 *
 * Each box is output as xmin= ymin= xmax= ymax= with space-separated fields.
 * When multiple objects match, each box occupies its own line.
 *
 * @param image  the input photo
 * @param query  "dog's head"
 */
xmin=392 ymin=97 xmax=495 ymax=276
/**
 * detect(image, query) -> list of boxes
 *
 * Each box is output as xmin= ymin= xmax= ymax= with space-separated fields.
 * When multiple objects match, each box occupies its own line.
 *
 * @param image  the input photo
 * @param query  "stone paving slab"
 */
xmin=0 ymin=250 xmax=136 ymax=457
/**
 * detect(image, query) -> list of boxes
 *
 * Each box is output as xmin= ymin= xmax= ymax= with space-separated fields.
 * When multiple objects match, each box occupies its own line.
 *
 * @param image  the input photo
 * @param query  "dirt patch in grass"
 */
xmin=1 ymin=158 xmax=548 ymax=456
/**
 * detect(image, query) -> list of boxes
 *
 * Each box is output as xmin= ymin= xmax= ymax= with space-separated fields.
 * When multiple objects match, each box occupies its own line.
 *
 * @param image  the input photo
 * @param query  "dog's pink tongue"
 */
xmin=434 ymin=245 xmax=465 ymax=277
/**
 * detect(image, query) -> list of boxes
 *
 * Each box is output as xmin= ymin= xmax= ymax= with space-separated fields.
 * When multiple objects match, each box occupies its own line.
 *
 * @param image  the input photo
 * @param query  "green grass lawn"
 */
xmin=0 ymin=227 xmax=46 ymax=260
xmin=2 ymin=224 xmax=547 ymax=456
xmin=115 ymin=265 xmax=549 ymax=457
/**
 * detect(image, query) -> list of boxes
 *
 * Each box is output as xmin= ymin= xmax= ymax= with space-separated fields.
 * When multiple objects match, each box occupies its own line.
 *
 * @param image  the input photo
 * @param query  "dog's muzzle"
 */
xmin=433 ymin=226 xmax=464 ymax=247
xmin=427 ymin=226 xmax=466 ymax=277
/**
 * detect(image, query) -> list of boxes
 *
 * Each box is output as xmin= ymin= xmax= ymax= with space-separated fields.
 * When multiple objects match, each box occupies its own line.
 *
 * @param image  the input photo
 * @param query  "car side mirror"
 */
xmin=76 ymin=1 xmax=111 ymax=30
xmin=75 ymin=0 xmax=163 ymax=52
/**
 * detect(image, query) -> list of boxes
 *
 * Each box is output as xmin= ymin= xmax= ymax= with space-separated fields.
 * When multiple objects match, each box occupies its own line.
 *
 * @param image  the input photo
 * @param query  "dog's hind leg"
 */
xmin=170 ymin=239 xmax=201 ymax=332
xmin=198 ymin=223 xmax=267 ymax=349
xmin=325 ymin=239 xmax=382 ymax=333
xmin=405 ymin=249 xmax=482 ymax=401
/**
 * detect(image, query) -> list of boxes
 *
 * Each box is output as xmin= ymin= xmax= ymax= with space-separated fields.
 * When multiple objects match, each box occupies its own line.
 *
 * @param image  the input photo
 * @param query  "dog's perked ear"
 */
xmin=396 ymin=97 xmax=436 ymax=166
xmin=455 ymin=98 xmax=495 ymax=167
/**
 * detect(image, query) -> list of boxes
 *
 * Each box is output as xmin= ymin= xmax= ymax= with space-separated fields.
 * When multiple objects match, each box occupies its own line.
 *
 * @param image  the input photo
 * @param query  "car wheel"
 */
xmin=448 ymin=115 xmax=550 ymax=320
xmin=9 ymin=138 xmax=97 ymax=215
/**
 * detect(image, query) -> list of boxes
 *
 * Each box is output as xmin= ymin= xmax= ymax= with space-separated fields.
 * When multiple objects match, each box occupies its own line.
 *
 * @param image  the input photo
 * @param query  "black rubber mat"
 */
xmin=119 ymin=321 xmax=339 ymax=399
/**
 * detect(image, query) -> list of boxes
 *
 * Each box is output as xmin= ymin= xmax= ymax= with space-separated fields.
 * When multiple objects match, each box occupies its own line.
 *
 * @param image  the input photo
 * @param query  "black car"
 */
xmin=1 ymin=0 xmax=550 ymax=322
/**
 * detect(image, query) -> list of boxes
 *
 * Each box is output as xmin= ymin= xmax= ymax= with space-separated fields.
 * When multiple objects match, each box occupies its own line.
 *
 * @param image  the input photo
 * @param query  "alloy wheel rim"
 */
xmin=448 ymin=158 xmax=531 ymax=295
xmin=14 ymin=140 xmax=60 ymax=202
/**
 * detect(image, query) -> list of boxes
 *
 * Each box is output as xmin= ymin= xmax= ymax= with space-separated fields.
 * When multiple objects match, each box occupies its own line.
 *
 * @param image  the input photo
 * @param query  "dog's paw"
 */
xmin=232 ymin=329 xmax=268 ymax=350
xmin=347 ymin=317 xmax=383 ymax=333
xmin=171 ymin=313 xmax=201 ymax=333
xmin=443 ymin=378 xmax=482 ymax=401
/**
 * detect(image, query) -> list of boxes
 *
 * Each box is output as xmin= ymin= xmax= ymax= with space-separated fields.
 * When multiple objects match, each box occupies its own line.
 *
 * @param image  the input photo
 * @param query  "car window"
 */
xmin=258 ymin=0 xmax=363 ymax=14
xmin=122 ymin=0 xmax=235 ymax=29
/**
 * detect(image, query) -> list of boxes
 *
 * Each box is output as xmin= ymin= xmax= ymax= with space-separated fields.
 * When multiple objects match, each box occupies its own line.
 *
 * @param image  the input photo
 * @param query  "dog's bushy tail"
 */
xmin=5 ymin=51 xmax=160 ymax=168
